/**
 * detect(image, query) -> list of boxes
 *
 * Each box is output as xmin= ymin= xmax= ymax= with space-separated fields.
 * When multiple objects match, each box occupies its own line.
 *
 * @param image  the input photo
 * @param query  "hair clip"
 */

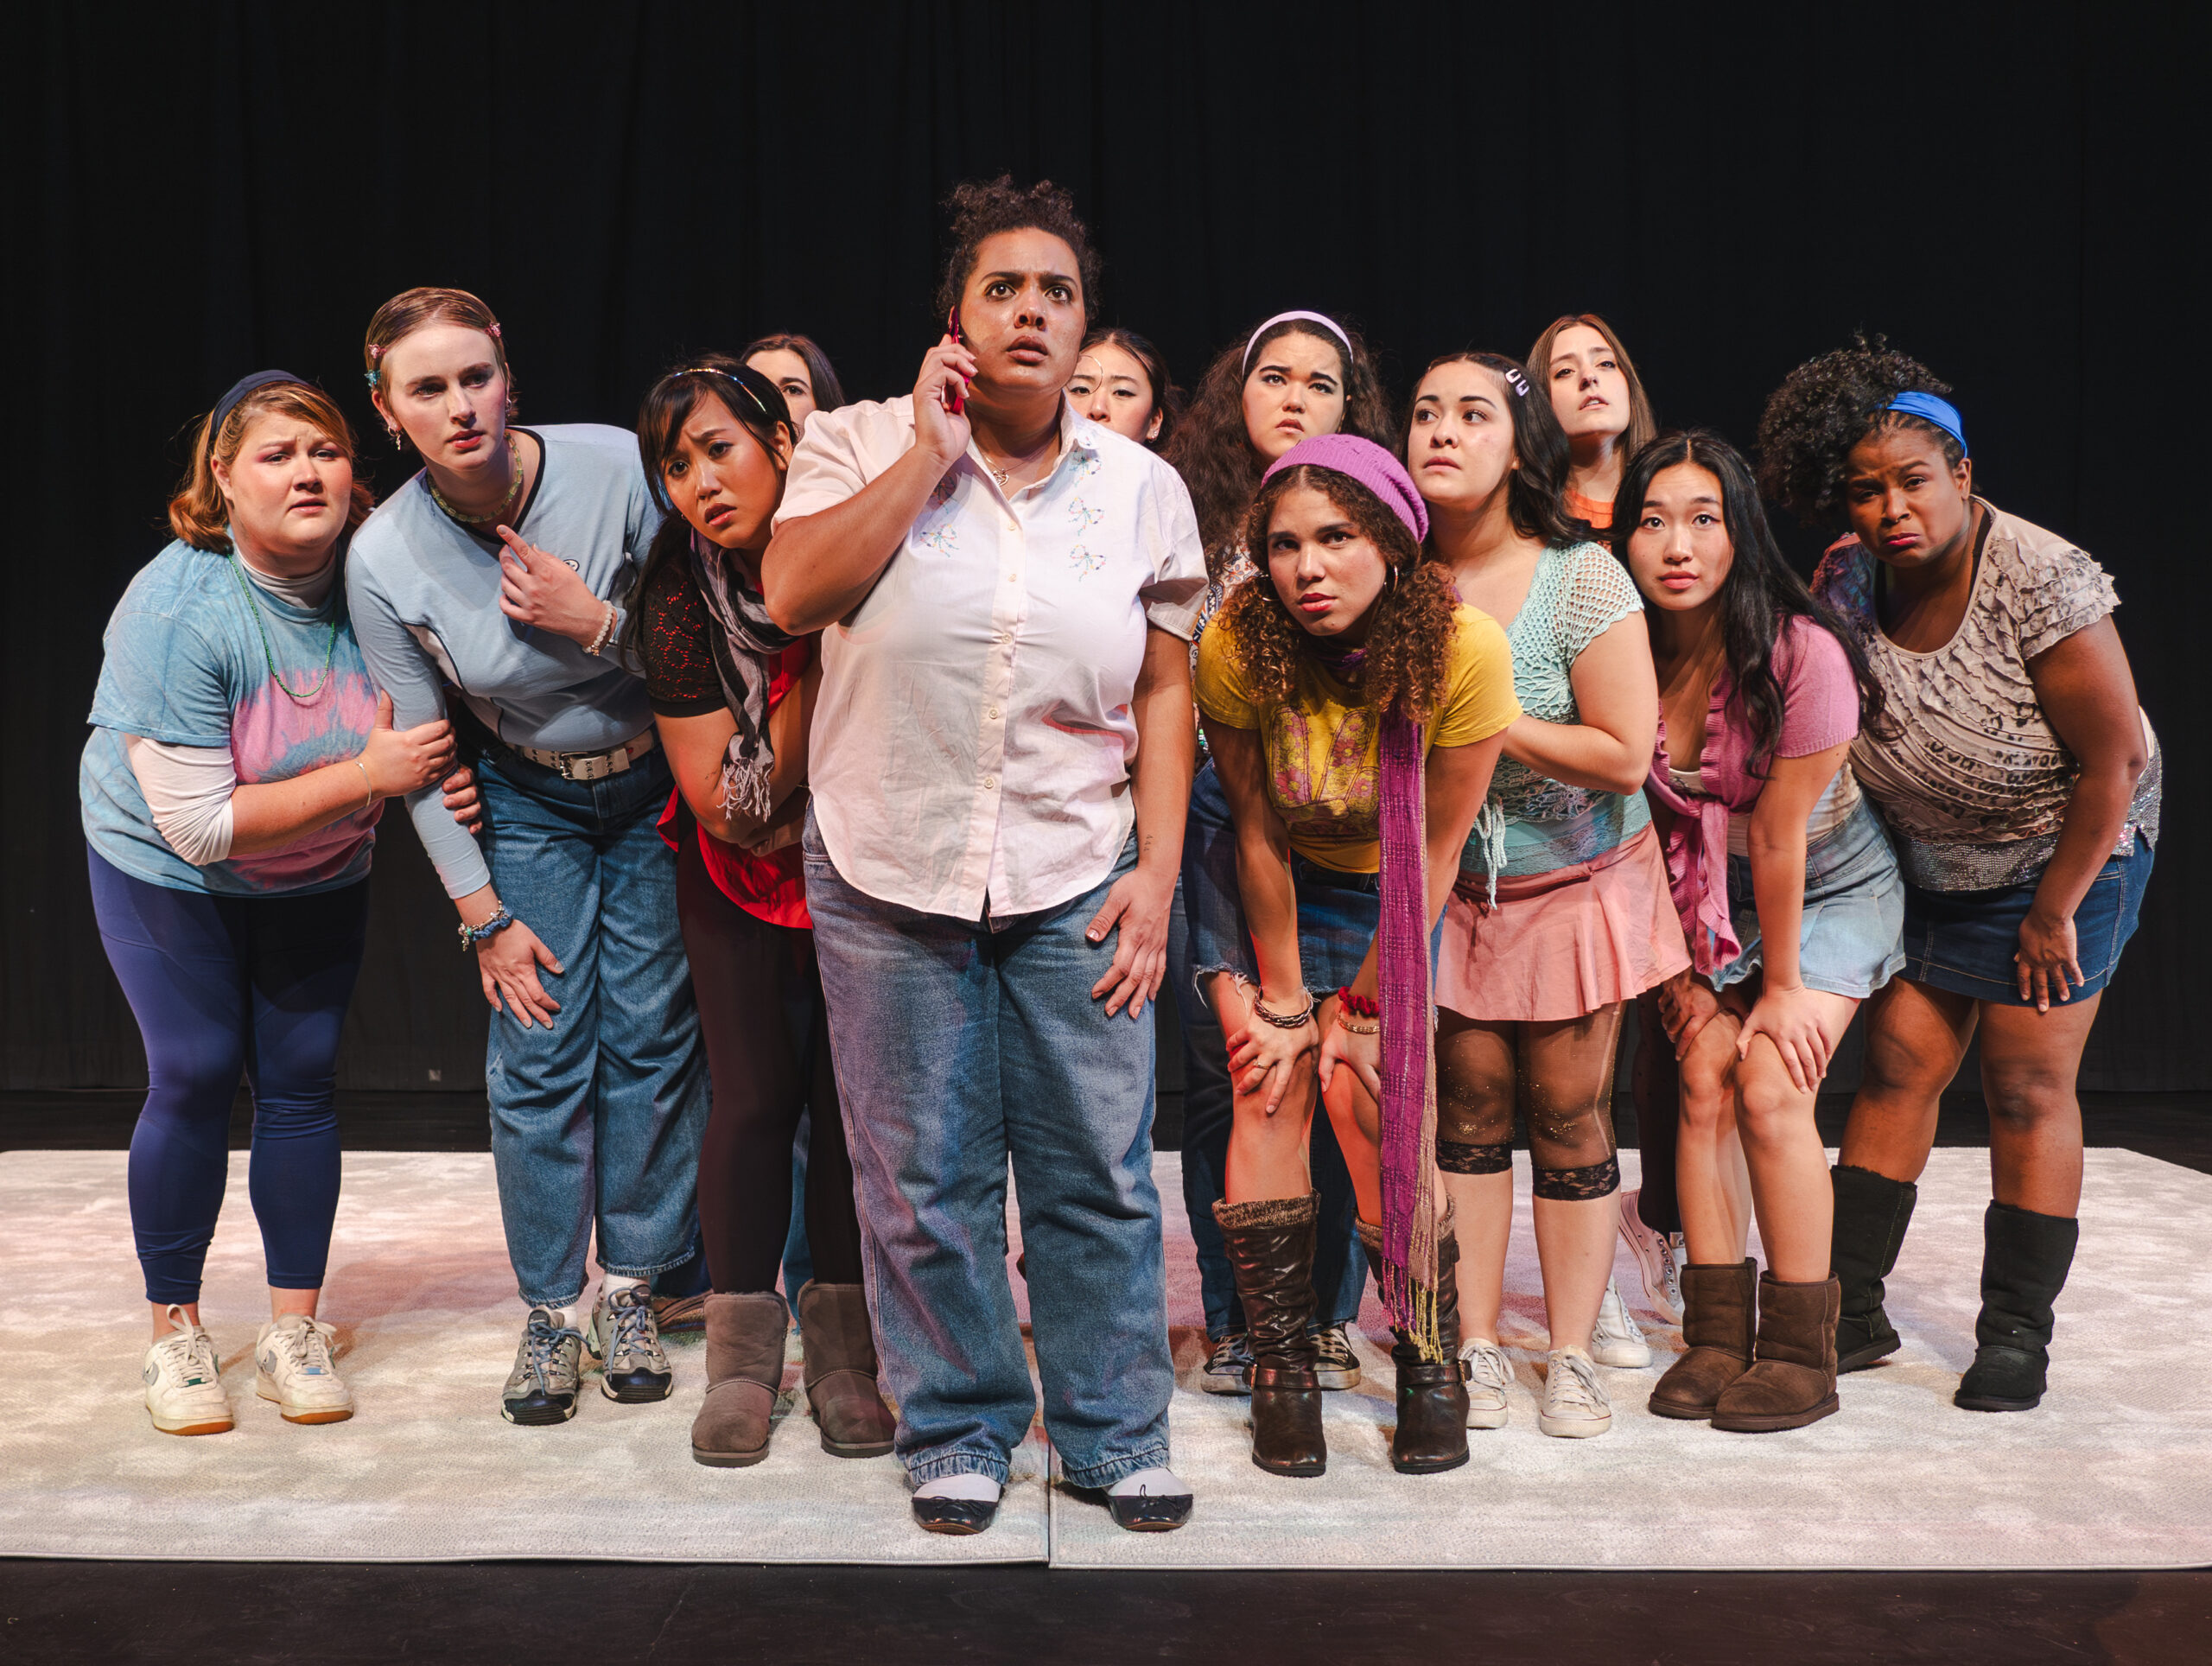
xmin=363 ymin=370 xmax=380 ymax=390
xmin=1504 ymin=368 xmax=1530 ymax=397
xmin=486 ymin=321 xmax=502 ymax=340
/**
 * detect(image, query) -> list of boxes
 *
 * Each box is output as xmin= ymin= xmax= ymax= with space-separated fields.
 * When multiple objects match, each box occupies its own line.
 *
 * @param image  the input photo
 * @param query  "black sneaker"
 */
xmin=1311 ymin=1323 xmax=1362 ymax=1390
xmin=1198 ymin=1332 xmax=1253 ymax=1395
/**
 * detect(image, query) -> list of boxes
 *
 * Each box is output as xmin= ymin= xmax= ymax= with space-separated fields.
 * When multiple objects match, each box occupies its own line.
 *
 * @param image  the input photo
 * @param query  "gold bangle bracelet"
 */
xmin=1333 ymin=1013 xmax=1380 ymax=1036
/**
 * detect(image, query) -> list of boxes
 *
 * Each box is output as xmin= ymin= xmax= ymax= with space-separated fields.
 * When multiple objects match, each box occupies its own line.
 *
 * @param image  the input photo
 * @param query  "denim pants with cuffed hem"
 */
xmin=477 ymin=743 xmax=709 ymax=1309
xmin=804 ymin=810 xmax=1174 ymax=1491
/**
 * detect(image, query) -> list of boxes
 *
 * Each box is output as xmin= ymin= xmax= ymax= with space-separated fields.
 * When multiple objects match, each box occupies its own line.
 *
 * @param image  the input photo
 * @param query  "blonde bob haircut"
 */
xmin=166 ymin=381 xmax=374 ymax=553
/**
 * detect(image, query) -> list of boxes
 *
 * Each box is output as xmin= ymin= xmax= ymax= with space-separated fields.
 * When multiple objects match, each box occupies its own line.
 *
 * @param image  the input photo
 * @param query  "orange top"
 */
xmin=1565 ymin=488 xmax=1613 ymax=531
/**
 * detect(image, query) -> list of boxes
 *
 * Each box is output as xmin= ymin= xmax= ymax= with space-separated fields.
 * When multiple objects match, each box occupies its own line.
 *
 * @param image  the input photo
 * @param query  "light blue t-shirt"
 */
xmin=1463 ymin=541 xmax=1651 ymax=881
xmin=346 ymin=424 xmax=660 ymax=899
xmin=80 ymin=541 xmax=383 ymax=896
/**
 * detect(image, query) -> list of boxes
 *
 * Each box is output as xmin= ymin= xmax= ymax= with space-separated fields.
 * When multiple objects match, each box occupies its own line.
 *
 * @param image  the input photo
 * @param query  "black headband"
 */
xmin=211 ymin=370 xmax=310 ymax=437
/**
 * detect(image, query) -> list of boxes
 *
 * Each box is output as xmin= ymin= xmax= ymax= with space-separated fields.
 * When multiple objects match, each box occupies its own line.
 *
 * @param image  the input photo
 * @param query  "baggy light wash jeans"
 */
xmin=476 ymin=742 xmax=710 ymax=1308
xmin=803 ymin=809 xmax=1174 ymax=1489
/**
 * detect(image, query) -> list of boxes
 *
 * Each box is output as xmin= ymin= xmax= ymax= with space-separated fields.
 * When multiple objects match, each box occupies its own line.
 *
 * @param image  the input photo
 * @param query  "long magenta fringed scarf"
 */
xmin=1314 ymin=641 xmax=1443 ymax=1360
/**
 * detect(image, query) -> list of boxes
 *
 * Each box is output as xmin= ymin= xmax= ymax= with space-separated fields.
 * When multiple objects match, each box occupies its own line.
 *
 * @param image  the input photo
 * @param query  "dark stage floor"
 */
xmin=6 ymin=1089 xmax=2205 ymax=1664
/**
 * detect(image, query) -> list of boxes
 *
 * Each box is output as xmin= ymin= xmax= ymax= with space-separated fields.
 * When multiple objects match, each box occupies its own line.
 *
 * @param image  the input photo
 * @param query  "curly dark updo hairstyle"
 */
xmin=1221 ymin=463 xmax=1462 ymax=722
xmin=1408 ymin=352 xmax=1581 ymax=549
xmin=934 ymin=175 xmax=1100 ymax=328
xmin=1166 ymin=315 xmax=1394 ymax=576
xmin=1614 ymin=429 xmax=1887 ymax=770
xmin=1756 ymin=333 xmax=1961 ymax=525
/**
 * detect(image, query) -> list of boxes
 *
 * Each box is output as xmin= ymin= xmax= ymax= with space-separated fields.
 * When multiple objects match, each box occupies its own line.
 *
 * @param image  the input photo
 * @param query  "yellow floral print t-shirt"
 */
xmin=1196 ymin=601 xmax=1519 ymax=874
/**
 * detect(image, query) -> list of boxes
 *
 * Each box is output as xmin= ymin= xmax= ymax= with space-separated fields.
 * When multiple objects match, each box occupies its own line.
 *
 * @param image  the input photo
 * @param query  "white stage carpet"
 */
xmin=0 ymin=1151 xmax=1046 ymax=1564
xmin=3 ymin=1146 xmax=2207 ymax=1567
xmin=1057 ymin=1148 xmax=2212 ymax=1571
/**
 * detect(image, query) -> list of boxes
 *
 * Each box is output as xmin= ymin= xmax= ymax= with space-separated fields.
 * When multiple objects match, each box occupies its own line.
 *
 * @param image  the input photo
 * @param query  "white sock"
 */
xmin=540 ymin=1305 xmax=582 ymax=1332
xmin=914 ymin=1472 xmax=1001 ymax=1502
xmin=600 ymin=1274 xmax=647 ymax=1298
xmin=1108 ymin=1466 xmax=1187 ymax=1499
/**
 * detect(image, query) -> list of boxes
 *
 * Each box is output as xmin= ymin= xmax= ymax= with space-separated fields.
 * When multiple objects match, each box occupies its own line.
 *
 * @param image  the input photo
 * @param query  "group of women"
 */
xmin=85 ymin=179 xmax=2158 ymax=1537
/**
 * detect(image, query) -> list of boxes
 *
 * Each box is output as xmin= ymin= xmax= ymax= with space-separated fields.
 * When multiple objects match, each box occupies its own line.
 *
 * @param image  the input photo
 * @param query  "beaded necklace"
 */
xmin=225 ymin=550 xmax=340 ymax=703
xmin=428 ymin=433 xmax=528 ymax=529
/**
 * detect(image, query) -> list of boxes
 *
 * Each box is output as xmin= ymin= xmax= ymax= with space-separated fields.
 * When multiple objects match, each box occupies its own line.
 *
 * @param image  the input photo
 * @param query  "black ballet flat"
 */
xmin=911 ymin=1494 xmax=999 ymax=1536
xmin=1106 ymin=1489 xmax=1193 ymax=1532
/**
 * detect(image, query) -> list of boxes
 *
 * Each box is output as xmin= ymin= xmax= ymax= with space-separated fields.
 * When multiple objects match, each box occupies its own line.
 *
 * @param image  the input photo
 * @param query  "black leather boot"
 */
xmin=1359 ymin=1217 xmax=1471 ymax=1475
xmin=1831 ymin=1164 xmax=1917 ymax=1372
xmin=1955 ymin=1201 xmax=2079 ymax=1412
xmin=1214 ymin=1192 xmax=1326 ymax=1478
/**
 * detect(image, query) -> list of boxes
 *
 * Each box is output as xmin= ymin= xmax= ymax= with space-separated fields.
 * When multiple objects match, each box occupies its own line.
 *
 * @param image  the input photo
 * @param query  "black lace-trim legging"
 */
xmin=1435 ymin=1002 xmax=1625 ymax=1201
xmin=677 ymin=820 xmax=863 ymax=1292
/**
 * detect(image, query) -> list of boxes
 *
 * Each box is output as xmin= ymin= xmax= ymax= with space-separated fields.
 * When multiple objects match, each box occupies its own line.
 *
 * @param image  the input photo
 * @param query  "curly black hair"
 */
xmin=1755 ymin=333 xmax=1960 ymax=525
xmin=934 ymin=175 xmax=1099 ymax=327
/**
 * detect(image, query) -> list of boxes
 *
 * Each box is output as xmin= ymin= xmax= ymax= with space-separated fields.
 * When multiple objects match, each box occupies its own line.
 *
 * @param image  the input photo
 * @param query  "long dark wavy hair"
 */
xmin=1613 ymin=429 xmax=1887 ymax=770
xmin=1408 ymin=352 xmax=1581 ymax=549
xmin=1754 ymin=332 xmax=1959 ymax=525
xmin=1222 ymin=464 xmax=1462 ymax=722
xmin=1166 ymin=315 xmax=1393 ymax=575
xmin=623 ymin=354 xmax=794 ymax=655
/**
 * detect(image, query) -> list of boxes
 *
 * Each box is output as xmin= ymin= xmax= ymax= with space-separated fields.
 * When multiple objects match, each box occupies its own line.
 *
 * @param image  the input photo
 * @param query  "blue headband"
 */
xmin=1883 ymin=391 xmax=1968 ymax=457
xmin=211 ymin=370 xmax=309 ymax=436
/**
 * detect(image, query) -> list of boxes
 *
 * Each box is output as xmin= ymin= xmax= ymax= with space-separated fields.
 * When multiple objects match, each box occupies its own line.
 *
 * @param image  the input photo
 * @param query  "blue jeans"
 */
xmin=476 ymin=743 xmax=709 ymax=1308
xmin=804 ymin=810 xmax=1173 ymax=1490
xmin=90 ymin=847 xmax=366 ymax=1304
xmin=1173 ymin=762 xmax=1368 ymax=1339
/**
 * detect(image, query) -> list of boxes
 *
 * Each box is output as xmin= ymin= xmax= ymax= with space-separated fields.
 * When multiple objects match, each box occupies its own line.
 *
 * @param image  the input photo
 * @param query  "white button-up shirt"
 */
xmin=777 ymin=395 xmax=1205 ymax=919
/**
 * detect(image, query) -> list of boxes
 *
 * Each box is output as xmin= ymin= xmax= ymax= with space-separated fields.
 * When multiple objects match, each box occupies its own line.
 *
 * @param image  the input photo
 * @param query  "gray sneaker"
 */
xmin=1198 ymin=1332 xmax=1253 ymax=1395
xmin=502 ymin=1307 xmax=584 ymax=1426
xmin=590 ymin=1282 xmax=673 ymax=1402
xmin=1311 ymin=1322 xmax=1362 ymax=1390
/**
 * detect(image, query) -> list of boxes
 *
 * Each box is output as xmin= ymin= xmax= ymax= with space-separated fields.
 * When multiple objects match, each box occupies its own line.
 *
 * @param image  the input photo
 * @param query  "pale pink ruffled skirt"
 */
xmin=1435 ymin=823 xmax=1690 ymax=1023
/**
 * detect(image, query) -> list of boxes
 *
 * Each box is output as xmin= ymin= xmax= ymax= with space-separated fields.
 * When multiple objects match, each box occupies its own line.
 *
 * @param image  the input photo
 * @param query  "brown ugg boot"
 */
xmin=1357 ymin=1217 xmax=1471 ymax=1474
xmin=795 ymin=1281 xmax=898 ymax=1458
xmin=1649 ymin=1259 xmax=1757 ymax=1421
xmin=690 ymin=1292 xmax=788 ymax=1468
xmin=1214 ymin=1192 xmax=1326 ymax=1478
xmin=1713 ymin=1274 xmax=1841 ymax=1433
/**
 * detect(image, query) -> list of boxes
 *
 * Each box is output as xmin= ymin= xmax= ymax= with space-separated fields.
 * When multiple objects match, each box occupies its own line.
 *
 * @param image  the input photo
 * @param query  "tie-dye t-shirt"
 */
xmin=80 ymin=540 xmax=384 ymax=895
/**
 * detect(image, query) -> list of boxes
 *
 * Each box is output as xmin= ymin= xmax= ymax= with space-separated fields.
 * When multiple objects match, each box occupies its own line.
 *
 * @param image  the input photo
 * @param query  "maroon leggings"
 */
xmin=676 ymin=821 xmax=863 ymax=1292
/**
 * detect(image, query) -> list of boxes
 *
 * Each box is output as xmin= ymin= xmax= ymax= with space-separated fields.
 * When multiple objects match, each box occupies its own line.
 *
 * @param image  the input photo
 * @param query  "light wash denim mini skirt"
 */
xmin=1707 ymin=794 xmax=1905 ymax=1000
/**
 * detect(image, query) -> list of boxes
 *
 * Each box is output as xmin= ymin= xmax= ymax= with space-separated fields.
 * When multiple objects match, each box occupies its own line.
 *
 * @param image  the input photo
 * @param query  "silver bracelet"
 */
xmin=353 ymin=759 xmax=375 ymax=810
xmin=1238 ymin=976 xmax=1316 ymax=1029
xmin=586 ymin=603 xmax=618 ymax=656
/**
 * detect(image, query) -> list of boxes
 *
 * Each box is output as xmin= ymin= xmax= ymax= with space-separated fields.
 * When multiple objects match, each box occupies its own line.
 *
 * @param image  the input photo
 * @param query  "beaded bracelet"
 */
xmin=1335 ymin=986 xmax=1379 ymax=1020
xmin=586 ymin=603 xmax=618 ymax=657
xmin=1239 ymin=977 xmax=1317 ymax=1029
xmin=1332 ymin=1012 xmax=1380 ymax=1036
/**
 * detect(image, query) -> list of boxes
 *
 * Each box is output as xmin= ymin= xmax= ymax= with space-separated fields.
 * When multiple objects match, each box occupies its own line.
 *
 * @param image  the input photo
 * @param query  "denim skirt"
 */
xmin=1900 ymin=834 xmax=2153 ymax=1005
xmin=1707 ymin=795 xmax=1906 ymax=1000
xmin=1181 ymin=760 xmax=1432 ymax=995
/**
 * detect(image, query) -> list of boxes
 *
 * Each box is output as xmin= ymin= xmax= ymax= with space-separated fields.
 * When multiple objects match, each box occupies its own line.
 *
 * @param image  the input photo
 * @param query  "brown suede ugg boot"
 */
xmin=690 ymin=1293 xmax=789 ymax=1468
xmin=795 ymin=1281 xmax=898 ymax=1458
xmin=1713 ymin=1274 xmax=1841 ymax=1433
xmin=1214 ymin=1192 xmax=1326 ymax=1478
xmin=1649 ymin=1260 xmax=1757 ymax=1421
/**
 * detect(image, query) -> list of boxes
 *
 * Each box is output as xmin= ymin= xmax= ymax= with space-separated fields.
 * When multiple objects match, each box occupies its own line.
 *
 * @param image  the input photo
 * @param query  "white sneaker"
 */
xmin=1617 ymin=1188 xmax=1684 ymax=1321
xmin=1591 ymin=1275 xmax=1652 ymax=1368
xmin=1538 ymin=1346 xmax=1612 ymax=1439
xmin=255 ymin=1313 xmax=353 ymax=1424
xmin=143 ymin=1307 xmax=232 ymax=1436
xmin=1459 ymin=1339 xmax=1512 ymax=1429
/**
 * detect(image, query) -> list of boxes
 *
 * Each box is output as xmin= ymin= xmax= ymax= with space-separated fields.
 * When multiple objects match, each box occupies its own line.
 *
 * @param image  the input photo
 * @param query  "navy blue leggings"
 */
xmin=89 ymin=846 xmax=368 ymax=1304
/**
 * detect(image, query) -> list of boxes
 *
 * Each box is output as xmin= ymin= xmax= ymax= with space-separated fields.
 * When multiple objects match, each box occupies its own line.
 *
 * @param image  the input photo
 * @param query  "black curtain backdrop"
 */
xmin=13 ymin=3 xmax=2204 ymax=1092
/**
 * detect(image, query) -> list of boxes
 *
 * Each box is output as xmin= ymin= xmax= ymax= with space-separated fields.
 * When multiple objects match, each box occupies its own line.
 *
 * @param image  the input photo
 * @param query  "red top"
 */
xmin=639 ymin=553 xmax=811 ymax=929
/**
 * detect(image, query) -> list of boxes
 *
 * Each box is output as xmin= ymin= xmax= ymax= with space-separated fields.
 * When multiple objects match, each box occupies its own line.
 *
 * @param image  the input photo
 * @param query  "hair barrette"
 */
xmin=486 ymin=322 xmax=502 ymax=340
xmin=363 ymin=371 xmax=380 ymax=389
xmin=1504 ymin=368 xmax=1530 ymax=397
